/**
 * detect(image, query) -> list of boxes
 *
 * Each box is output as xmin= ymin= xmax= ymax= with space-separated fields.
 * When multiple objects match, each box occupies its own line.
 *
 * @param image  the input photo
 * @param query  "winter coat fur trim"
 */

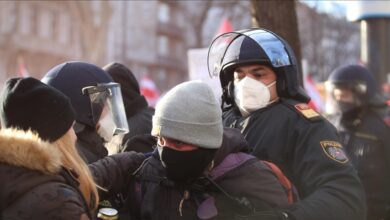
xmin=0 ymin=128 xmax=62 ymax=174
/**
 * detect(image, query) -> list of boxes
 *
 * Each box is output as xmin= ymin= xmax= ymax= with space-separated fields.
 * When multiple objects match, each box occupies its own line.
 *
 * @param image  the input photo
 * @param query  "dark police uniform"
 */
xmin=332 ymin=108 xmax=390 ymax=220
xmin=223 ymin=98 xmax=366 ymax=220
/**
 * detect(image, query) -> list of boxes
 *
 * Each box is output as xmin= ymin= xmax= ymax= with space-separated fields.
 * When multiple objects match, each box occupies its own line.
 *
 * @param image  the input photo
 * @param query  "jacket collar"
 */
xmin=0 ymin=128 xmax=62 ymax=174
xmin=213 ymin=127 xmax=249 ymax=167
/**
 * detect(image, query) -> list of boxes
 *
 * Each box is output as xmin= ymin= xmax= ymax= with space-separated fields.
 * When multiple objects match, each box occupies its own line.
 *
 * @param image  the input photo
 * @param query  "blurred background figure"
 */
xmin=326 ymin=64 xmax=390 ymax=220
xmin=103 ymin=62 xmax=155 ymax=153
xmin=42 ymin=61 xmax=129 ymax=163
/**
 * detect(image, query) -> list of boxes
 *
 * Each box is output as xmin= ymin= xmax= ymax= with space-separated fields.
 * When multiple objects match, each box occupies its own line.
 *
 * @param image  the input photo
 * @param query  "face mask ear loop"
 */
xmin=267 ymin=81 xmax=279 ymax=105
xmin=267 ymin=80 xmax=277 ymax=88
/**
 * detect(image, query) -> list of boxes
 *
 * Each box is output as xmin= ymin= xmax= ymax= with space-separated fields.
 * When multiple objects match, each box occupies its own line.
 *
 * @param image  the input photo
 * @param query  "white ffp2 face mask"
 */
xmin=97 ymin=113 xmax=116 ymax=142
xmin=234 ymin=77 xmax=276 ymax=116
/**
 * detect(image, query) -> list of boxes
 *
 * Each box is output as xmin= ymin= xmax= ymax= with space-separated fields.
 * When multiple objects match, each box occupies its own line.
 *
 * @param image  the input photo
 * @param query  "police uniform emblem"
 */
xmin=320 ymin=141 xmax=349 ymax=163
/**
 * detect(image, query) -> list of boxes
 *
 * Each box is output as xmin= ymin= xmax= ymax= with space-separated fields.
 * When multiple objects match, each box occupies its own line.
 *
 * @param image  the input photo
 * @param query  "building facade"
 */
xmin=0 ymin=1 xmax=112 ymax=82
xmin=0 ymin=1 xmax=360 ymax=93
xmin=106 ymin=0 xmax=187 ymax=92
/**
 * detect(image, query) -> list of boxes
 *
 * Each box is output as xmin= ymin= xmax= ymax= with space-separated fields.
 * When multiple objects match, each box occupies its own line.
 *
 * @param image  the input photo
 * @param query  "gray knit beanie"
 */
xmin=152 ymin=81 xmax=223 ymax=149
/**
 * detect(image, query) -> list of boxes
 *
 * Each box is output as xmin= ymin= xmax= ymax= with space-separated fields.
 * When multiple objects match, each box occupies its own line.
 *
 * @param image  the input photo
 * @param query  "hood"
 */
xmin=0 ymin=128 xmax=62 ymax=174
xmin=0 ymin=129 xmax=66 ymax=211
xmin=213 ymin=127 xmax=249 ymax=166
xmin=104 ymin=62 xmax=148 ymax=118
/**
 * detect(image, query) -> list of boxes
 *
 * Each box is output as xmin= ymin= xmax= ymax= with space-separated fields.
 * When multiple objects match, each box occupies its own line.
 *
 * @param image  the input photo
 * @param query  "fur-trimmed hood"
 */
xmin=0 ymin=128 xmax=62 ymax=174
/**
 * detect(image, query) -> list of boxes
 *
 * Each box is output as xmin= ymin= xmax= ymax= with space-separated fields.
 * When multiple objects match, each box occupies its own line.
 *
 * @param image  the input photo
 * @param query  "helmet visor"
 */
xmin=207 ymin=29 xmax=292 ymax=78
xmin=82 ymin=82 xmax=129 ymax=135
xmin=324 ymin=81 xmax=363 ymax=114
xmin=207 ymin=32 xmax=241 ymax=78
xmin=245 ymin=29 xmax=291 ymax=67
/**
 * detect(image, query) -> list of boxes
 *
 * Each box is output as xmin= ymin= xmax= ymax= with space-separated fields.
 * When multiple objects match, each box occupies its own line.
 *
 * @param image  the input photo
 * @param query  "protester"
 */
xmin=103 ymin=62 xmax=155 ymax=153
xmin=208 ymin=28 xmax=366 ymax=220
xmin=0 ymin=77 xmax=144 ymax=219
xmin=326 ymin=64 xmax=390 ymax=220
xmin=42 ymin=61 xmax=129 ymax=163
xmin=128 ymin=81 xmax=295 ymax=220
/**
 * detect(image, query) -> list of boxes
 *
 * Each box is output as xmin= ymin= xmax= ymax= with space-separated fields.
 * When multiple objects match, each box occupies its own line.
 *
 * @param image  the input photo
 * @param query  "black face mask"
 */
xmin=336 ymin=101 xmax=360 ymax=115
xmin=159 ymin=145 xmax=216 ymax=185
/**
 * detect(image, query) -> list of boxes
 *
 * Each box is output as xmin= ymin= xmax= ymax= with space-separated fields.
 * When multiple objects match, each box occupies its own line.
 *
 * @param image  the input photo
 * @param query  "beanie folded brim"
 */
xmin=0 ymin=77 xmax=76 ymax=142
xmin=152 ymin=116 xmax=223 ymax=149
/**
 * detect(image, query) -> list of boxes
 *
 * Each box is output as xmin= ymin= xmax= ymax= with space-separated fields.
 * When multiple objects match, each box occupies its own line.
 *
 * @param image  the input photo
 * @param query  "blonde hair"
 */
xmin=53 ymin=131 xmax=99 ymax=210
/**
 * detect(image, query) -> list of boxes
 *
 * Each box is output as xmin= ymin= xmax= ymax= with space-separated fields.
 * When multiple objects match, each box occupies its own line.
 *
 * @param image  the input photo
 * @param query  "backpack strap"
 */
xmin=262 ymin=161 xmax=297 ymax=203
xmin=209 ymin=152 xmax=255 ymax=180
xmin=205 ymin=153 xmax=273 ymax=215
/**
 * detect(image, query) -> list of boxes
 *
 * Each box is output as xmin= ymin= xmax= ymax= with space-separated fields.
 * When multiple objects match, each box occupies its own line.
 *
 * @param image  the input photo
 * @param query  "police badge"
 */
xmin=320 ymin=141 xmax=349 ymax=163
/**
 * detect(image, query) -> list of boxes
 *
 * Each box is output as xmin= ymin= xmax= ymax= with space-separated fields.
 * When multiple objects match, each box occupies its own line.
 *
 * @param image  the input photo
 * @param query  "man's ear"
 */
xmin=157 ymin=136 xmax=165 ymax=146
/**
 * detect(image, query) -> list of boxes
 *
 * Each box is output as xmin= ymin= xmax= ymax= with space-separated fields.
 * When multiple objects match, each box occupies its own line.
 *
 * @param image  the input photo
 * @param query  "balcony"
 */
xmin=157 ymin=54 xmax=186 ymax=71
xmin=156 ymin=22 xmax=184 ymax=39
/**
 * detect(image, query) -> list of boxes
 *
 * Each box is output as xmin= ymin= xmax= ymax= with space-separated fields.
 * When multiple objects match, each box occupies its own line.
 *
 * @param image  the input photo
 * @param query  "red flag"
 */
xmin=216 ymin=17 xmax=233 ymax=36
xmin=140 ymin=75 xmax=160 ymax=107
xmin=304 ymin=74 xmax=324 ymax=113
xmin=17 ymin=57 xmax=29 ymax=78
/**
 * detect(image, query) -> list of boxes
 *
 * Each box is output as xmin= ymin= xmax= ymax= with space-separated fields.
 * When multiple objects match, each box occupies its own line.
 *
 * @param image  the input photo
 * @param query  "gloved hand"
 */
xmin=234 ymin=210 xmax=292 ymax=220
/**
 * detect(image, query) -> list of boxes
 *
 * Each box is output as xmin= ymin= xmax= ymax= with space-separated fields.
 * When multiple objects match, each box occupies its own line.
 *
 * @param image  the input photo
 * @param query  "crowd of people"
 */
xmin=0 ymin=27 xmax=388 ymax=220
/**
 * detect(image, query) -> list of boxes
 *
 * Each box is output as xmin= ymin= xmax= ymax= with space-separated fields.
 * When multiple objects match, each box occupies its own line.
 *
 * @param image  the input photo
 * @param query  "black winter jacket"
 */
xmin=76 ymin=125 xmax=108 ymax=164
xmin=0 ymin=130 xmax=92 ymax=220
xmin=330 ymin=107 xmax=390 ymax=220
xmin=128 ymin=128 xmax=290 ymax=220
xmin=0 ymin=129 xmax=145 ymax=220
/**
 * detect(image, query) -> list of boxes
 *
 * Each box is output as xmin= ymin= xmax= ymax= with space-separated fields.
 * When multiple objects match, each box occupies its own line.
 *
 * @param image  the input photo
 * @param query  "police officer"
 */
xmin=42 ymin=62 xmax=131 ymax=219
xmin=326 ymin=64 xmax=390 ymax=220
xmin=42 ymin=61 xmax=129 ymax=163
xmin=208 ymin=28 xmax=366 ymax=220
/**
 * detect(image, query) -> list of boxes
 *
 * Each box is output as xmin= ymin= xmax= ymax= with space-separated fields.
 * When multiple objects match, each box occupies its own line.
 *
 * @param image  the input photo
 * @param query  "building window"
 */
xmin=19 ymin=4 xmax=32 ymax=35
xmin=156 ymin=69 xmax=167 ymax=89
xmin=175 ymin=10 xmax=184 ymax=28
xmin=158 ymin=2 xmax=170 ymax=23
xmin=57 ymin=14 xmax=70 ymax=44
xmin=158 ymin=35 xmax=169 ymax=56
xmin=38 ymin=10 xmax=53 ymax=38
xmin=174 ymin=40 xmax=184 ymax=58
xmin=91 ymin=1 xmax=101 ymax=26
xmin=1 ymin=2 xmax=16 ymax=33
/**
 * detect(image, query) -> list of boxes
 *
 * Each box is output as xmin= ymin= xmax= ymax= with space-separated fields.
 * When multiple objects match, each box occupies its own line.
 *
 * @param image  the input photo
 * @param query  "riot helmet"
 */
xmin=207 ymin=28 xmax=309 ymax=107
xmin=325 ymin=64 xmax=386 ymax=114
xmin=42 ymin=61 xmax=129 ymax=137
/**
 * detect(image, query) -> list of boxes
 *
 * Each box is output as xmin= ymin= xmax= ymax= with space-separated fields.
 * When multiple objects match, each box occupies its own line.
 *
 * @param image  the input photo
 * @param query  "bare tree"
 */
xmin=178 ymin=0 xmax=251 ymax=49
xmin=251 ymin=0 xmax=303 ymax=84
xmin=297 ymin=2 xmax=360 ymax=81
xmin=176 ymin=1 xmax=213 ymax=48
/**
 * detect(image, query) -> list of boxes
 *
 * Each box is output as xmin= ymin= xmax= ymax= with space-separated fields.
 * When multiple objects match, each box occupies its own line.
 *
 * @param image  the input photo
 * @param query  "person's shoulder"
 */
xmin=5 ymin=180 xmax=88 ymax=219
xmin=29 ymin=180 xmax=83 ymax=202
xmin=361 ymin=108 xmax=390 ymax=137
xmin=280 ymin=98 xmax=324 ymax=123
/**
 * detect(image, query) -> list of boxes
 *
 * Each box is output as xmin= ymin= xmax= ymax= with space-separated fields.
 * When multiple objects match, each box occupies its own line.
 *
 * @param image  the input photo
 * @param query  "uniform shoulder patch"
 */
xmin=294 ymin=103 xmax=321 ymax=120
xmin=320 ymin=141 xmax=349 ymax=163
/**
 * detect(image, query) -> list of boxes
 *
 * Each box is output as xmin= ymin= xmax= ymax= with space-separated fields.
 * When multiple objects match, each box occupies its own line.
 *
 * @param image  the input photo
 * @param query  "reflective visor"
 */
xmin=82 ymin=82 xmax=129 ymax=135
xmin=207 ymin=29 xmax=292 ymax=78
xmin=207 ymin=32 xmax=240 ymax=77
